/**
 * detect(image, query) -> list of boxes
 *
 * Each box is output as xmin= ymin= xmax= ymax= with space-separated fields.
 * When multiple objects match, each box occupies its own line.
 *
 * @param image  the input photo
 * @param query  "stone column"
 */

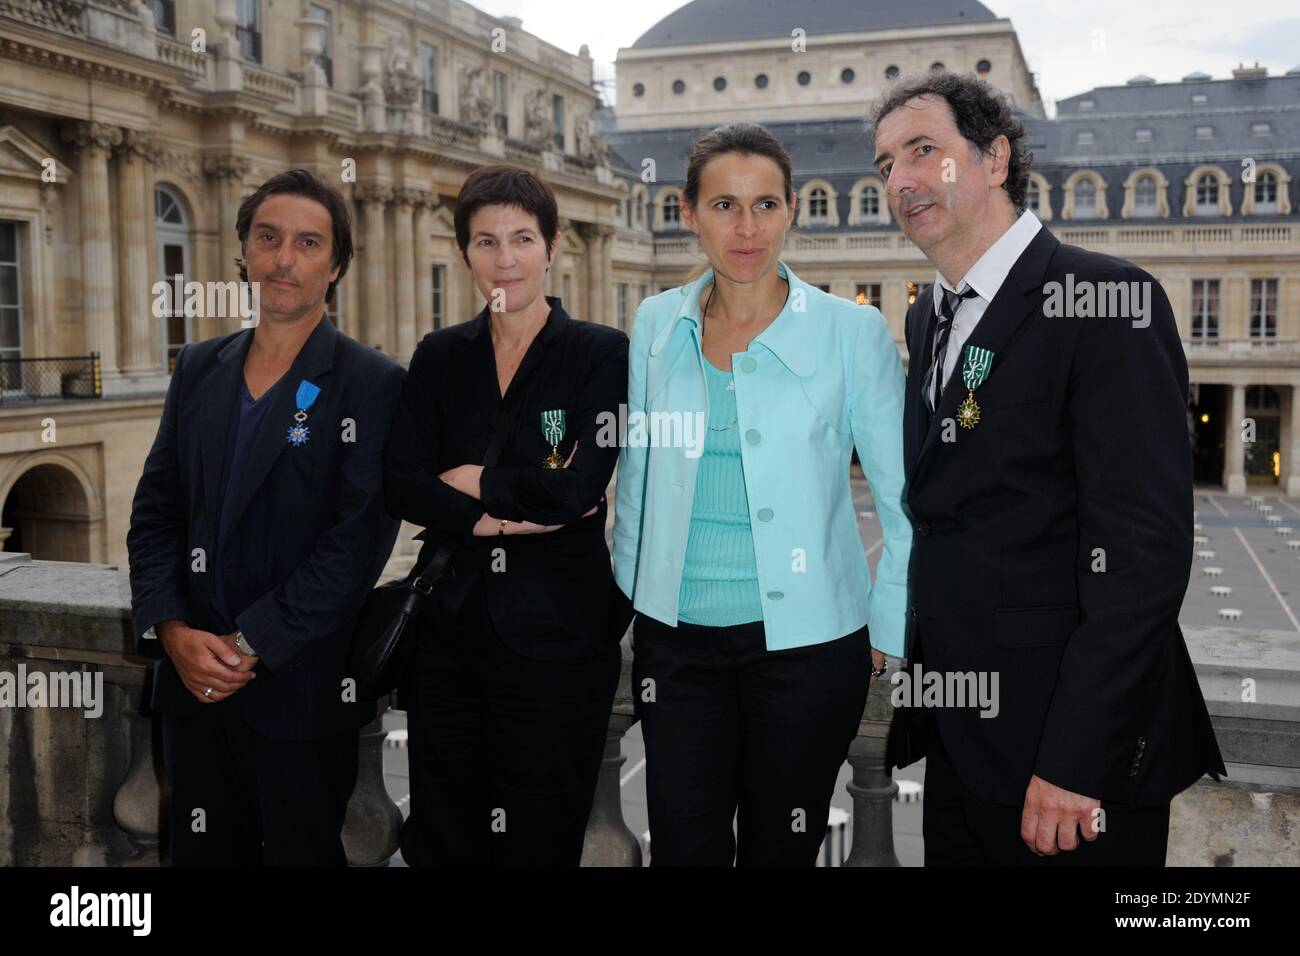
xmin=1283 ymin=386 xmax=1300 ymax=497
xmin=115 ymin=129 xmax=164 ymax=382
xmin=844 ymin=732 xmax=901 ymax=867
xmin=413 ymin=193 xmax=436 ymax=342
xmin=1225 ymin=383 xmax=1247 ymax=495
xmin=203 ymin=155 xmax=251 ymax=340
xmin=61 ymin=121 xmax=122 ymax=392
xmin=581 ymin=223 xmax=613 ymax=325
xmin=392 ymin=188 xmax=418 ymax=362
xmin=354 ymin=184 xmax=393 ymax=351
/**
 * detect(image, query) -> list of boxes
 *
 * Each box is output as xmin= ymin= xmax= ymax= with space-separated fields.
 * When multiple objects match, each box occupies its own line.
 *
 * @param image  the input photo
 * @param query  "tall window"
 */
xmin=1254 ymin=172 xmax=1279 ymax=213
xmin=155 ymin=187 xmax=192 ymax=370
xmin=1026 ymin=180 xmax=1041 ymax=213
xmin=308 ymin=4 xmax=332 ymax=86
xmin=859 ymin=186 xmax=880 ymax=219
xmin=419 ymin=43 xmax=439 ymax=114
xmin=1074 ymin=178 xmax=1097 ymax=217
xmin=1134 ymin=174 xmax=1158 ymax=216
xmin=635 ymin=192 xmax=646 ymax=228
xmin=855 ymin=283 xmax=882 ymax=307
xmin=1190 ymin=279 xmax=1218 ymax=340
xmin=235 ymin=0 xmax=261 ymax=64
xmin=432 ymin=264 xmax=445 ymax=330
xmin=808 ymin=187 xmax=828 ymax=221
xmin=493 ymin=71 xmax=508 ymax=135
xmin=0 ymin=221 xmax=22 ymax=392
xmin=1195 ymin=174 xmax=1219 ymax=215
xmin=1250 ymin=279 xmax=1278 ymax=339
xmin=662 ymin=194 xmax=680 ymax=227
xmin=639 ymin=283 xmax=648 ymax=306
xmin=324 ymin=283 xmax=343 ymax=329
xmin=145 ymin=0 xmax=176 ymax=36
xmin=552 ymin=95 xmax=565 ymax=151
xmin=617 ymin=283 xmax=629 ymax=330
xmin=907 ymin=281 xmax=931 ymax=305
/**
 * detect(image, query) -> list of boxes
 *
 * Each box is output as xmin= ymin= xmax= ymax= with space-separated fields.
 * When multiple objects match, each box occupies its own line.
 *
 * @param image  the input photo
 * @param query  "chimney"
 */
xmin=1232 ymin=62 xmax=1268 ymax=79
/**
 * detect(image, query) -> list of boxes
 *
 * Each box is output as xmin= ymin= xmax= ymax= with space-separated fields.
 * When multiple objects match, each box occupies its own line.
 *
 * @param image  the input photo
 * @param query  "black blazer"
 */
xmin=886 ymin=226 xmax=1226 ymax=807
xmin=383 ymin=297 xmax=629 ymax=661
xmin=127 ymin=317 xmax=405 ymax=739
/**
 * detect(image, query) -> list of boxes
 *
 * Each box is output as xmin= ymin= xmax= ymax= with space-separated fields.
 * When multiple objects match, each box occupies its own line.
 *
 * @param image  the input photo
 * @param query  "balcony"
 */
xmin=0 ymin=354 xmax=101 ymax=404
xmin=0 ymin=553 xmax=1295 ymax=866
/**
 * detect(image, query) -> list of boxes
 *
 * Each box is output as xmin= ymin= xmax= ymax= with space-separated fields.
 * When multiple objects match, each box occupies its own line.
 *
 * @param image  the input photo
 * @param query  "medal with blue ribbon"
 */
xmin=541 ymin=409 xmax=566 ymax=468
xmin=286 ymin=379 xmax=321 ymax=446
xmin=956 ymin=346 xmax=994 ymax=429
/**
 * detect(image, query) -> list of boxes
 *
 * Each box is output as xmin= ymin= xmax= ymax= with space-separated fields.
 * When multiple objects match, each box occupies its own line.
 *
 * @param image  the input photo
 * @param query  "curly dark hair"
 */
xmin=870 ymin=72 xmax=1032 ymax=214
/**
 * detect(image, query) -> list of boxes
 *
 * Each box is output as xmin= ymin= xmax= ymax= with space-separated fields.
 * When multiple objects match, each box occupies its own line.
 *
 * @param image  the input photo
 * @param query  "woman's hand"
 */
xmin=470 ymin=504 xmax=600 ymax=537
xmin=438 ymin=464 xmax=484 ymax=499
xmin=869 ymin=647 xmax=888 ymax=687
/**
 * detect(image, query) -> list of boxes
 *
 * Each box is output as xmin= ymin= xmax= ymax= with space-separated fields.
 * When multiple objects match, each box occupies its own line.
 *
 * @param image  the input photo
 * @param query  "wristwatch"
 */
xmin=234 ymin=630 xmax=257 ymax=657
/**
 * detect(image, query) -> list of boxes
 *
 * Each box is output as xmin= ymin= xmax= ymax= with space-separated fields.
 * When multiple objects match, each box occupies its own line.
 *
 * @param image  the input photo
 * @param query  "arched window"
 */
xmin=155 ymin=185 xmax=192 ymax=370
xmin=859 ymin=186 xmax=880 ymax=219
xmin=1074 ymin=178 xmax=1097 ymax=217
xmin=662 ymin=193 xmax=680 ymax=227
xmin=1195 ymin=174 xmax=1219 ymax=214
xmin=808 ymin=187 xmax=828 ymax=221
xmin=1134 ymin=174 xmax=1158 ymax=215
xmin=1255 ymin=171 xmax=1278 ymax=211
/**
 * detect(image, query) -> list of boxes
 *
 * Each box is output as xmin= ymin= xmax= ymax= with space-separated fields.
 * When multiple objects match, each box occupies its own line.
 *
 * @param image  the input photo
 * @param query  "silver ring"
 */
xmin=203 ymin=687 xmax=213 ymax=698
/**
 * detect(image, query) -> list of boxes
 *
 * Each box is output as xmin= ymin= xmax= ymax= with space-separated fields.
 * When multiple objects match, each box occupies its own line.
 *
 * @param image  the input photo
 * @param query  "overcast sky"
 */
xmin=473 ymin=0 xmax=1300 ymax=115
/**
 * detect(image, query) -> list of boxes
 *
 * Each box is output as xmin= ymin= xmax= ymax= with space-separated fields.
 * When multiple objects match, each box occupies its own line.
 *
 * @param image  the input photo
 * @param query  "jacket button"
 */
xmin=740 ymin=356 xmax=757 ymax=373
xmin=918 ymin=522 xmax=931 ymax=536
xmin=756 ymin=507 xmax=774 ymax=522
xmin=767 ymin=590 xmax=784 ymax=600
xmin=745 ymin=428 xmax=761 ymax=445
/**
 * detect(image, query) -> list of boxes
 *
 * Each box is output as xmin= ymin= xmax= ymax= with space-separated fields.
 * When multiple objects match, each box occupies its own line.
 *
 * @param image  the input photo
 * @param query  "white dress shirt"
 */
xmin=932 ymin=209 xmax=1043 ymax=392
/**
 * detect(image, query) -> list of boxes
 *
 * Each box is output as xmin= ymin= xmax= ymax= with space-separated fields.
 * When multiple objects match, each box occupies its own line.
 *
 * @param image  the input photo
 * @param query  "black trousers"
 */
xmin=401 ymin=583 xmax=621 ymax=866
xmin=161 ymin=703 xmax=359 ymax=866
xmin=632 ymin=613 xmax=871 ymax=866
xmin=922 ymin=725 xmax=1171 ymax=866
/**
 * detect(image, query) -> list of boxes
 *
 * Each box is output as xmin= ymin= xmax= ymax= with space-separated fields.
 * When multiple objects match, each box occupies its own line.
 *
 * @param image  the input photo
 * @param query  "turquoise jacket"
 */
xmin=612 ymin=260 xmax=912 ymax=655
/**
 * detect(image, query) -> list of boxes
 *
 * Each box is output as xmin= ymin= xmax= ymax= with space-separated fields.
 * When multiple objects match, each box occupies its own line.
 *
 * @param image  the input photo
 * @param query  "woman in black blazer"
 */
xmin=383 ymin=165 xmax=629 ymax=865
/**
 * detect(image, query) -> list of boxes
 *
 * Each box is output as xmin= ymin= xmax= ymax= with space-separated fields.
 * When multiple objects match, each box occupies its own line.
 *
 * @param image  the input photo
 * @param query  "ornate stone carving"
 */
xmin=354 ymin=183 xmax=395 ymax=206
xmin=202 ymin=154 xmax=252 ymax=181
xmin=59 ymin=121 xmax=123 ymax=152
xmin=382 ymin=38 xmax=421 ymax=107
xmin=458 ymin=66 xmax=493 ymax=130
xmin=117 ymin=128 xmax=159 ymax=164
xmin=523 ymin=89 xmax=553 ymax=146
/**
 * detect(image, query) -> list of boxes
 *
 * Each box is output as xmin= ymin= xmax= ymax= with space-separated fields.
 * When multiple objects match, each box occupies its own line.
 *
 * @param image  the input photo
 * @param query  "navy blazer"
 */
xmin=127 ymin=317 xmax=405 ymax=739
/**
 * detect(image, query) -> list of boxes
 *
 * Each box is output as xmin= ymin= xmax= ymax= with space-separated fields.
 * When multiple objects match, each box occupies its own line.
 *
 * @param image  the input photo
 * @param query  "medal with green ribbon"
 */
xmin=956 ymin=345 xmax=994 ymax=429
xmin=541 ymin=409 xmax=566 ymax=468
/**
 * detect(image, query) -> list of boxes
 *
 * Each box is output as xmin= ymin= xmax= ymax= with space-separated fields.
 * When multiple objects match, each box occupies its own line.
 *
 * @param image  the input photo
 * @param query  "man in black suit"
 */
xmin=127 ymin=169 xmax=404 ymax=865
xmin=871 ymin=74 xmax=1225 ymax=865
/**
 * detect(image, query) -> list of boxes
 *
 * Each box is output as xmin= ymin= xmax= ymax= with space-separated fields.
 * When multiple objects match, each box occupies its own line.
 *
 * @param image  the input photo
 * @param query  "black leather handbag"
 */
xmin=348 ymin=356 xmax=539 ymax=702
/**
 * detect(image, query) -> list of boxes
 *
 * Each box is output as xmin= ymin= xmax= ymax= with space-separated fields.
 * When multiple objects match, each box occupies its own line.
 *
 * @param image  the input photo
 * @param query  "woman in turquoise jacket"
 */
xmin=612 ymin=122 xmax=912 ymax=866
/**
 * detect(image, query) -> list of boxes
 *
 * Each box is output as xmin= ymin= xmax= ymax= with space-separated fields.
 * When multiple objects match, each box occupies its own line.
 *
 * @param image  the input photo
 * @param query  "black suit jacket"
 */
xmin=127 ymin=317 xmax=405 ymax=739
xmin=885 ymin=226 xmax=1226 ymax=807
xmin=383 ymin=297 xmax=630 ymax=661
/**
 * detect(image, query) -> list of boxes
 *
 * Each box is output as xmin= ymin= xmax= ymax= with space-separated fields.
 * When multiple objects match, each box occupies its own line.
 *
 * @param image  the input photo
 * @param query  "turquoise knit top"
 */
xmin=677 ymin=353 xmax=764 ymax=626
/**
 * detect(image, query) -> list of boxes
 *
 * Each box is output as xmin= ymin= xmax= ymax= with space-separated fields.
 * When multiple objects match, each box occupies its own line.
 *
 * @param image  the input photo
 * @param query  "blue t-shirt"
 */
xmin=211 ymin=375 xmax=283 ymax=627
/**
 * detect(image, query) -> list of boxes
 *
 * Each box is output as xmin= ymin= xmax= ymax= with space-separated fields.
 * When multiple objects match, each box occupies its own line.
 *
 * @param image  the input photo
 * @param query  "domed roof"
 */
xmin=631 ymin=0 xmax=999 ymax=49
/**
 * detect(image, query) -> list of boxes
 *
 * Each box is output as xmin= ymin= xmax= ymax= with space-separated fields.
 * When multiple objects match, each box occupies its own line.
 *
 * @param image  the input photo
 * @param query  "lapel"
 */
xmin=911 ymin=227 xmax=1061 ymax=477
xmin=469 ymin=296 xmax=569 ymax=405
xmin=904 ymin=287 xmax=939 ymax=472
xmin=199 ymin=316 xmax=339 ymax=542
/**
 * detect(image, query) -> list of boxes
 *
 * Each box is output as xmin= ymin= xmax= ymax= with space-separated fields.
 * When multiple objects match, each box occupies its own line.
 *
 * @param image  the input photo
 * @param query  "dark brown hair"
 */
xmin=870 ymin=71 xmax=1032 ymax=213
xmin=454 ymin=164 xmax=559 ymax=264
xmin=235 ymin=168 xmax=352 ymax=304
xmin=682 ymin=122 xmax=794 ymax=209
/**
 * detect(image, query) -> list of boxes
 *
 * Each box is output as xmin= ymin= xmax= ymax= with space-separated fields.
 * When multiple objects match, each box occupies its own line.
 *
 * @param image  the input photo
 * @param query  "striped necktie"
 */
xmin=926 ymin=286 xmax=979 ymax=412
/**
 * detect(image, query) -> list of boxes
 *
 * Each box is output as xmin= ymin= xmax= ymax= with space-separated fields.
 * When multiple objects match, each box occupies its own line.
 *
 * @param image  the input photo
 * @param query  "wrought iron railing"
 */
xmin=0 ymin=353 xmax=101 ymax=403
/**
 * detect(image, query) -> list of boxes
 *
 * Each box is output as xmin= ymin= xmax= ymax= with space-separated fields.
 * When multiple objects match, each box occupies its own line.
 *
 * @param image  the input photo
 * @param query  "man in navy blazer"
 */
xmin=127 ymin=170 xmax=404 ymax=865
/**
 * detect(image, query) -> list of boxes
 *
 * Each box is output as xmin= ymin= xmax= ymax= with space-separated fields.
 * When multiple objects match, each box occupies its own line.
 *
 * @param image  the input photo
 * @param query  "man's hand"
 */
xmin=218 ymin=632 xmax=260 ymax=674
xmin=156 ymin=619 xmax=256 ymax=703
xmin=1020 ymin=774 xmax=1102 ymax=855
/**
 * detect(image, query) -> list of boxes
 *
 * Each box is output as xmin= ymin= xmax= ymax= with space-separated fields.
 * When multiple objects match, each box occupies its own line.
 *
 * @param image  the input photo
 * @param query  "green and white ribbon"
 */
xmin=541 ymin=409 xmax=566 ymax=446
xmin=961 ymin=346 xmax=994 ymax=391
